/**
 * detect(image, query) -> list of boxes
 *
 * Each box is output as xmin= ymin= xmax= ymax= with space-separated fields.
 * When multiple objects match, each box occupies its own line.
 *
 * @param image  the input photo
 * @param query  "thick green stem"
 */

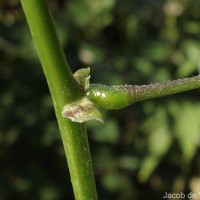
xmin=87 ymin=75 xmax=200 ymax=109
xmin=21 ymin=0 xmax=97 ymax=199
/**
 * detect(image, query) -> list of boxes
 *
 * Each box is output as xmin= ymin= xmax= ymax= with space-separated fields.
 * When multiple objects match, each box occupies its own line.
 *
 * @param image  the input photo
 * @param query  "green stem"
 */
xmin=87 ymin=75 xmax=200 ymax=109
xmin=21 ymin=1 xmax=97 ymax=199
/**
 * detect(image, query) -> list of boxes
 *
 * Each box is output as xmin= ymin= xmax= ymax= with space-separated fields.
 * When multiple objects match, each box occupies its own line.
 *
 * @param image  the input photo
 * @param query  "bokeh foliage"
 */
xmin=1 ymin=0 xmax=200 ymax=199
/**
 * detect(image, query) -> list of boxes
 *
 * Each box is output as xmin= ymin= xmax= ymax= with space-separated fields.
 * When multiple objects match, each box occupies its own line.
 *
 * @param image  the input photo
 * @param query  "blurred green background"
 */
xmin=1 ymin=0 xmax=200 ymax=199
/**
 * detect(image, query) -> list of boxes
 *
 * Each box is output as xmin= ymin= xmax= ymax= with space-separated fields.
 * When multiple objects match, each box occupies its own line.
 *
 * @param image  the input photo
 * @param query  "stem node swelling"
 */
xmin=87 ymin=75 xmax=200 ymax=110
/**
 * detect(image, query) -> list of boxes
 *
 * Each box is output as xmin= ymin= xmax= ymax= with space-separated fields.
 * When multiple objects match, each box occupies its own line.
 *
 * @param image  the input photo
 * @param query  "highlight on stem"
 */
xmin=62 ymin=68 xmax=200 ymax=122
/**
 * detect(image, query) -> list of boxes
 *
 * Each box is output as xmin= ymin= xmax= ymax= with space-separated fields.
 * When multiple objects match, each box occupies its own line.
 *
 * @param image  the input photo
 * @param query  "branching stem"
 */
xmin=87 ymin=75 xmax=200 ymax=109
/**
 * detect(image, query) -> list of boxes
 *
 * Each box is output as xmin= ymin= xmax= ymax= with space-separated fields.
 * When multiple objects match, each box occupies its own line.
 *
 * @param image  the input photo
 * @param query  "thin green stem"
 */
xmin=87 ymin=75 xmax=200 ymax=109
xmin=21 ymin=0 xmax=97 ymax=199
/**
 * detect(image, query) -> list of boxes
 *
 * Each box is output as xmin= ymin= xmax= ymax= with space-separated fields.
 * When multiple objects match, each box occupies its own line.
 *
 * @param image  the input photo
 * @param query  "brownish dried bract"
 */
xmin=62 ymin=97 xmax=103 ymax=123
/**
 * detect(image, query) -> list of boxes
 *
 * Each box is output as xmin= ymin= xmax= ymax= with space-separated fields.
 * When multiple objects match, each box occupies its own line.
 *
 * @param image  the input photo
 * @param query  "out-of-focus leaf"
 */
xmin=183 ymin=21 xmax=200 ymax=35
xmin=117 ymin=156 xmax=139 ymax=170
xmin=138 ymin=156 xmax=160 ymax=183
xmin=138 ymin=107 xmax=172 ymax=182
xmin=174 ymin=40 xmax=200 ymax=77
xmin=88 ymin=118 xmax=119 ymax=143
xmin=101 ymin=173 xmax=133 ymax=198
xmin=144 ymin=42 xmax=171 ymax=62
xmin=67 ymin=0 xmax=115 ymax=28
xmin=169 ymin=102 xmax=200 ymax=164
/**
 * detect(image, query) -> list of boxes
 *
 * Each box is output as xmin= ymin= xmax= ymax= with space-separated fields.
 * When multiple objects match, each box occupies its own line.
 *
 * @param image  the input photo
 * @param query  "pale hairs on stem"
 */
xmin=62 ymin=68 xmax=200 ymax=122
xmin=86 ymin=75 xmax=200 ymax=110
